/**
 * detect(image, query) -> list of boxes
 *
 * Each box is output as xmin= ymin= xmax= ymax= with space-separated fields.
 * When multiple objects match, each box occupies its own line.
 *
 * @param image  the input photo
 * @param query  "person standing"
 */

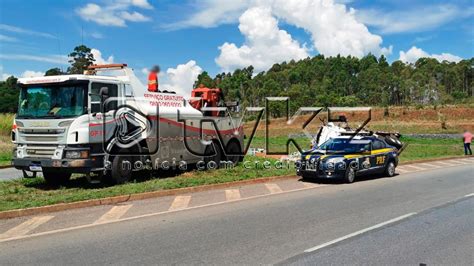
xmin=148 ymin=65 xmax=160 ymax=92
xmin=463 ymin=130 xmax=472 ymax=155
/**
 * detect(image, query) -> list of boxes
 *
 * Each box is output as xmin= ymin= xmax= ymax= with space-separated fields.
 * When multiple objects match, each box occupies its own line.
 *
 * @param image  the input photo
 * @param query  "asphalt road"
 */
xmin=0 ymin=167 xmax=25 ymax=181
xmin=0 ymin=164 xmax=473 ymax=265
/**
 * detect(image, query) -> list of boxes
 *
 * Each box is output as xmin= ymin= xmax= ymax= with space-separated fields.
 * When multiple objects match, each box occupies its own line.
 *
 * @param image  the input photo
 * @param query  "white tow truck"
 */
xmin=12 ymin=64 xmax=244 ymax=185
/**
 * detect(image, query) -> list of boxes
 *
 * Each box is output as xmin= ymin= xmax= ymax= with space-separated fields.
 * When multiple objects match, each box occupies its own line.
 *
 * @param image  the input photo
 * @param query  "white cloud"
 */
xmin=91 ymin=48 xmax=115 ymax=64
xmin=130 ymin=0 xmax=153 ymax=9
xmin=413 ymin=35 xmax=435 ymax=44
xmin=399 ymin=46 xmax=463 ymax=64
xmin=270 ymin=0 xmax=391 ymax=58
xmin=170 ymin=0 xmax=390 ymax=71
xmin=119 ymin=11 xmax=151 ymax=22
xmin=0 ymin=34 xmax=17 ymax=42
xmin=76 ymin=1 xmax=152 ymax=27
xmin=21 ymin=70 xmax=44 ymax=78
xmin=0 ymin=54 xmax=68 ymax=65
xmin=0 ymin=23 xmax=57 ymax=39
xmin=90 ymin=32 xmax=104 ymax=39
xmin=216 ymin=7 xmax=309 ymax=72
xmin=164 ymin=0 xmax=249 ymax=30
xmin=161 ymin=60 xmax=203 ymax=97
xmin=77 ymin=3 xmax=126 ymax=27
xmin=356 ymin=5 xmax=474 ymax=34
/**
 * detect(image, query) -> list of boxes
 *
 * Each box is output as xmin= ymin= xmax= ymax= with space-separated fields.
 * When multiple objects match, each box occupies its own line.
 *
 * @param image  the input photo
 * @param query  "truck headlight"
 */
xmin=16 ymin=148 xmax=25 ymax=158
xmin=65 ymin=150 xmax=89 ymax=159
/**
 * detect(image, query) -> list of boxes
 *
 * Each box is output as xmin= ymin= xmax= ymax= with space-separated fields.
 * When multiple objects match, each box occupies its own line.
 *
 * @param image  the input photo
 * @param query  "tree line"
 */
xmin=195 ymin=54 xmax=473 ymax=117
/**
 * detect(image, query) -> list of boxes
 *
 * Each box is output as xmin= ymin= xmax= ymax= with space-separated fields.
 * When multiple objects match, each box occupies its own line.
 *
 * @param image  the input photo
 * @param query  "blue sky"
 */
xmin=0 ymin=0 xmax=473 ymax=88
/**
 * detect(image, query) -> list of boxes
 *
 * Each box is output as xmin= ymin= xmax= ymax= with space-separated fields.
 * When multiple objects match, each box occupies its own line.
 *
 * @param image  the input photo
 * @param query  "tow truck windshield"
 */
xmin=318 ymin=138 xmax=371 ymax=154
xmin=17 ymin=85 xmax=86 ymax=119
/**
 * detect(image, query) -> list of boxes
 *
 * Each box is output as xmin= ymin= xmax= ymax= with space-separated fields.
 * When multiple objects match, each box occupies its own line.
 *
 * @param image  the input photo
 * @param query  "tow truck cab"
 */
xmin=12 ymin=71 xmax=129 ymax=182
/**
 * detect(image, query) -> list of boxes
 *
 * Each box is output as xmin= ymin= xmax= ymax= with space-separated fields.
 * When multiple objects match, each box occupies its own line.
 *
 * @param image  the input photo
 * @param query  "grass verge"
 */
xmin=0 ymin=156 xmax=293 ymax=212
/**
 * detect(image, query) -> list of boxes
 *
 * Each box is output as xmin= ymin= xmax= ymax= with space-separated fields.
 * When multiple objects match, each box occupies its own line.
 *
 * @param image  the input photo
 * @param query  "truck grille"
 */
xmin=24 ymin=135 xmax=61 ymax=142
xmin=25 ymin=145 xmax=57 ymax=158
xmin=19 ymin=128 xmax=64 ymax=144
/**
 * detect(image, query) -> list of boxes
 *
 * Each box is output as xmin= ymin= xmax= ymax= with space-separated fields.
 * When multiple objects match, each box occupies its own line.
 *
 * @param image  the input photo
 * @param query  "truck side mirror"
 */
xmin=99 ymin=87 xmax=109 ymax=99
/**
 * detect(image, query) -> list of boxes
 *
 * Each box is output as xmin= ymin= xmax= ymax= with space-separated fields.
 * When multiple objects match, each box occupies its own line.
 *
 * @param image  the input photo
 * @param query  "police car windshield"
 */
xmin=319 ymin=138 xmax=370 ymax=154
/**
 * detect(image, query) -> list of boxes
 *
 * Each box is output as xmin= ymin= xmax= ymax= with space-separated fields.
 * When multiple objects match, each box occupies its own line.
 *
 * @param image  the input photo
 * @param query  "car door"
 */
xmin=371 ymin=139 xmax=388 ymax=173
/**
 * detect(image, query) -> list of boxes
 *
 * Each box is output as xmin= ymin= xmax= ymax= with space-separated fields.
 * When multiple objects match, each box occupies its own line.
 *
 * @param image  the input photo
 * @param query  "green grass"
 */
xmin=0 ymin=113 xmax=14 ymax=137
xmin=247 ymin=135 xmax=463 ymax=163
xmin=398 ymin=137 xmax=463 ymax=162
xmin=0 ymin=156 xmax=293 ymax=212
xmin=0 ymin=113 xmax=14 ymax=166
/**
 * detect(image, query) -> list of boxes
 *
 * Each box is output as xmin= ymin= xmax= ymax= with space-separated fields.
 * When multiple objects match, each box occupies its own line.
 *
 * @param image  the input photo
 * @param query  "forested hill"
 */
xmin=194 ymin=54 xmax=474 ymax=110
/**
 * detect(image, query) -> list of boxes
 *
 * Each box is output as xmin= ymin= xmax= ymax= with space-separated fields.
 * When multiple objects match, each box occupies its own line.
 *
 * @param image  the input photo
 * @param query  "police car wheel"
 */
xmin=344 ymin=167 xmax=355 ymax=183
xmin=385 ymin=161 xmax=396 ymax=177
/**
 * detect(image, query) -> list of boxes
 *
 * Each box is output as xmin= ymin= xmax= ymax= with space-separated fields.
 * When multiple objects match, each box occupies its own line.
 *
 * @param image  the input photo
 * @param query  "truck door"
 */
xmin=89 ymin=82 xmax=119 ymax=147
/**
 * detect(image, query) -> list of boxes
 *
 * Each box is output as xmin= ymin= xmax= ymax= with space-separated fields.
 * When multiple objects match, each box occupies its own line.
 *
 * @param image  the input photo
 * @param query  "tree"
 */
xmin=45 ymin=68 xmax=64 ymax=76
xmin=193 ymin=71 xmax=215 ymax=88
xmin=67 ymin=45 xmax=95 ymax=74
xmin=0 ymin=76 xmax=19 ymax=113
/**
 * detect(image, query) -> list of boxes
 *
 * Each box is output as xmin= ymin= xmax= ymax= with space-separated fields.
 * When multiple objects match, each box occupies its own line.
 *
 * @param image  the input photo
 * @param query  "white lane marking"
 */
xmin=0 ymin=182 xmax=328 ymax=243
xmin=457 ymin=159 xmax=474 ymax=164
xmin=304 ymin=212 xmax=417 ymax=253
xmin=265 ymin=183 xmax=283 ymax=194
xmin=404 ymin=165 xmax=426 ymax=171
xmin=418 ymin=163 xmax=441 ymax=169
xmin=445 ymin=160 xmax=465 ymax=165
xmin=0 ymin=216 xmax=54 ymax=239
xmin=94 ymin=205 xmax=132 ymax=224
xmin=464 ymin=193 xmax=474 ymax=198
xmin=436 ymin=161 xmax=457 ymax=167
xmin=168 ymin=196 xmax=191 ymax=211
xmin=396 ymin=168 xmax=411 ymax=173
xmin=225 ymin=189 xmax=241 ymax=201
xmin=302 ymin=182 xmax=321 ymax=188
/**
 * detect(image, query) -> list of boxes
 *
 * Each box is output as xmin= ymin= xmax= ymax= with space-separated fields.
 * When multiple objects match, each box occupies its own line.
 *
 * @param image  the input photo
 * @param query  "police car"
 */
xmin=296 ymin=136 xmax=399 ymax=183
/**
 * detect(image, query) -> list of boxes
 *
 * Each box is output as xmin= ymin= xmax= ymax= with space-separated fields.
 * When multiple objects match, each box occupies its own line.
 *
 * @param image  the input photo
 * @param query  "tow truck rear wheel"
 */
xmin=344 ymin=167 xmax=356 ymax=183
xmin=42 ymin=169 xmax=71 ymax=186
xmin=110 ymin=155 xmax=132 ymax=184
xmin=226 ymin=140 xmax=242 ymax=165
xmin=204 ymin=141 xmax=224 ymax=169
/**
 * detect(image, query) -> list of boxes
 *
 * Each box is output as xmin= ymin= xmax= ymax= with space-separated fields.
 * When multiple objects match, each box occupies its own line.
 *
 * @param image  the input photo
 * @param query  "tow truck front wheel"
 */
xmin=109 ymin=155 xmax=132 ymax=184
xmin=43 ymin=169 xmax=71 ymax=186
